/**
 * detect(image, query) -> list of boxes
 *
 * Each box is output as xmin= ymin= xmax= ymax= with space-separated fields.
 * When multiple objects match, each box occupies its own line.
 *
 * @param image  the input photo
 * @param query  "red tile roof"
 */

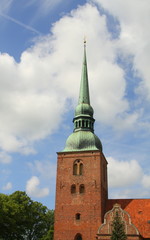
xmin=106 ymin=199 xmax=150 ymax=238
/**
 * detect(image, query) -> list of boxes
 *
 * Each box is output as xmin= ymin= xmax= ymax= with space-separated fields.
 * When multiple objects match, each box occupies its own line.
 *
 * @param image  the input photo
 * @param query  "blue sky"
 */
xmin=0 ymin=0 xmax=150 ymax=209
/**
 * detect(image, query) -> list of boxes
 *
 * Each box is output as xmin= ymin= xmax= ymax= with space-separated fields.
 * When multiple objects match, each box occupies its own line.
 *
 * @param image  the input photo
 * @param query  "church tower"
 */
xmin=54 ymin=42 xmax=108 ymax=240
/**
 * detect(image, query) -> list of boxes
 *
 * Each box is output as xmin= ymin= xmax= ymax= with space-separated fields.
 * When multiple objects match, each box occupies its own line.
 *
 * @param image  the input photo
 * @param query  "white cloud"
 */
xmin=0 ymin=50 xmax=66 ymax=153
xmin=107 ymin=157 xmax=143 ymax=188
xmin=142 ymin=174 xmax=150 ymax=189
xmin=28 ymin=160 xmax=56 ymax=179
xmin=108 ymin=155 xmax=150 ymax=198
xmin=0 ymin=151 xmax=12 ymax=164
xmin=2 ymin=182 xmax=12 ymax=190
xmin=110 ymin=188 xmax=150 ymax=199
xmin=0 ymin=3 xmax=139 ymax=155
xmin=26 ymin=176 xmax=49 ymax=198
xmin=26 ymin=160 xmax=56 ymax=199
xmin=92 ymin=0 xmax=150 ymax=101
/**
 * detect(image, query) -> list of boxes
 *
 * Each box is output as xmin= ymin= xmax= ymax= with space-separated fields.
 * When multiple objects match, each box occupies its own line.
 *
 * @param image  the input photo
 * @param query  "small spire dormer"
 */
xmin=63 ymin=42 xmax=102 ymax=152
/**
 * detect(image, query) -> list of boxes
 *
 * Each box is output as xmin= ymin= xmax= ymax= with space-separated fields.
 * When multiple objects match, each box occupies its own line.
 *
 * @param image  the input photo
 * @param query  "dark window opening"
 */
xmin=76 ymin=213 xmax=81 ymax=220
xmin=73 ymin=163 xmax=78 ymax=175
xmin=79 ymin=184 xmax=85 ymax=194
xmin=75 ymin=234 xmax=82 ymax=240
xmin=82 ymin=120 xmax=84 ymax=127
xmin=79 ymin=163 xmax=83 ymax=175
xmin=86 ymin=120 xmax=88 ymax=128
xmin=71 ymin=184 xmax=76 ymax=194
xmin=79 ymin=121 xmax=81 ymax=128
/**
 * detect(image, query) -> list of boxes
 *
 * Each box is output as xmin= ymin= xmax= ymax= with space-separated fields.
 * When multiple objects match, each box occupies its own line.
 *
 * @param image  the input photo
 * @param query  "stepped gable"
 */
xmin=106 ymin=199 xmax=150 ymax=239
xmin=97 ymin=203 xmax=139 ymax=239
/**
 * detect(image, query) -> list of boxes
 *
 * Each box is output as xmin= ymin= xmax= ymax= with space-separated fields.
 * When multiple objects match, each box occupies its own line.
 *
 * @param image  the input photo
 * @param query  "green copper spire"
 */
xmin=63 ymin=42 xmax=102 ymax=152
xmin=78 ymin=40 xmax=90 ymax=104
xmin=74 ymin=41 xmax=94 ymax=123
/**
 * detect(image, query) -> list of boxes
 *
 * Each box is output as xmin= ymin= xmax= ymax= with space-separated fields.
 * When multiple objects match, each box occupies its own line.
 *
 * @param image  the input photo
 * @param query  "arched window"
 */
xmin=73 ymin=163 xmax=78 ymax=175
xmin=75 ymin=233 xmax=82 ymax=240
xmin=75 ymin=213 xmax=81 ymax=220
xmin=79 ymin=163 xmax=83 ymax=175
xmin=71 ymin=184 xmax=76 ymax=194
xmin=79 ymin=184 xmax=85 ymax=194
xmin=73 ymin=160 xmax=83 ymax=176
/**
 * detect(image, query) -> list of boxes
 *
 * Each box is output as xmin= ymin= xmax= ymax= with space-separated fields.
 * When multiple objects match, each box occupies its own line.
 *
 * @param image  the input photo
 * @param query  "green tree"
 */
xmin=111 ymin=211 xmax=127 ymax=240
xmin=40 ymin=225 xmax=54 ymax=240
xmin=40 ymin=210 xmax=54 ymax=240
xmin=0 ymin=191 xmax=54 ymax=240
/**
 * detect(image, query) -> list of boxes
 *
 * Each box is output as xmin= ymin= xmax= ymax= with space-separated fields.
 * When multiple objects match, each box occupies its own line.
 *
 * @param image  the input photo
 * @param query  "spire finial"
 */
xmin=84 ymin=36 xmax=86 ymax=47
xmin=78 ymin=38 xmax=90 ymax=105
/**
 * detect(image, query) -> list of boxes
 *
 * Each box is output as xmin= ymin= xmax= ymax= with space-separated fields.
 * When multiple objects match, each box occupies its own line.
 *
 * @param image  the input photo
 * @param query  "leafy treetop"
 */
xmin=0 ymin=191 xmax=54 ymax=240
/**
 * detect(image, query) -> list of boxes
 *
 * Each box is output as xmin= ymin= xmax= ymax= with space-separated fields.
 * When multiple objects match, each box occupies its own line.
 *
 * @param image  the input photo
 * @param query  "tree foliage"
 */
xmin=0 ymin=191 xmax=54 ymax=240
xmin=111 ymin=211 xmax=127 ymax=240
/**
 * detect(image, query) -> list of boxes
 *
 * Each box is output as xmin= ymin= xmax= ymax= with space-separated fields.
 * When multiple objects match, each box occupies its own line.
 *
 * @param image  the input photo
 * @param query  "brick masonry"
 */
xmin=54 ymin=150 xmax=150 ymax=240
xmin=54 ymin=150 xmax=108 ymax=240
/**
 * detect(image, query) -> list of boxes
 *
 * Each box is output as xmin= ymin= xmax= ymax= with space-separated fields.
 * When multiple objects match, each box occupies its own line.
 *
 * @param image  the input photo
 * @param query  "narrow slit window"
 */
xmin=79 ymin=163 xmax=83 ymax=175
xmin=71 ymin=184 xmax=76 ymax=194
xmin=73 ymin=163 xmax=78 ymax=175
xmin=86 ymin=120 xmax=88 ymax=128
xmin=82 ymin=120 xmax=84 ymax=127
xmin=79 ymin=184 xmax=85 ymax=194
xmin=76 ymin=213 xmax=81 ymax=220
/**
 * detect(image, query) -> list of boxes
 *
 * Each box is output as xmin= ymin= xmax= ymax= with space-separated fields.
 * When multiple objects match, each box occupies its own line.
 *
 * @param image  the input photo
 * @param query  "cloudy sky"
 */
xmin=0 ymin=0 xmax=150 ymax=209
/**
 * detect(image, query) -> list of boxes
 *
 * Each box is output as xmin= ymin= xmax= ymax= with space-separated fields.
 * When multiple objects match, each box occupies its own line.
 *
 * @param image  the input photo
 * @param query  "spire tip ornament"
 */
xmin=84 ymin=36 xmax=86 ymax=46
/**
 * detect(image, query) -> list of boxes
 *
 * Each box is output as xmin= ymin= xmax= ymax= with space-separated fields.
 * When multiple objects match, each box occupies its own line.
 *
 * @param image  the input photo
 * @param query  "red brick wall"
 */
xmin=54 ymin=150 xmax=108 ymax=240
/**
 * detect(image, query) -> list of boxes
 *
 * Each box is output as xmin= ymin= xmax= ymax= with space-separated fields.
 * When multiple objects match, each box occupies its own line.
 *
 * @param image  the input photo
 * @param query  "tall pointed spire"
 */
xmin=78 ymin=40 xmax=90 ymax=104
xmin=74 ymin=40 xmax=94 ymax=129
xmin=63 ymin=42 xmax=102 ymax=152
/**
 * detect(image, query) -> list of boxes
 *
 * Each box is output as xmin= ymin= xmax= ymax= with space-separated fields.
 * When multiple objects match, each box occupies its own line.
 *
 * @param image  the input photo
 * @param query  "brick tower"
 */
xmin=54 ymin=42 xmax=108 ymax=240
